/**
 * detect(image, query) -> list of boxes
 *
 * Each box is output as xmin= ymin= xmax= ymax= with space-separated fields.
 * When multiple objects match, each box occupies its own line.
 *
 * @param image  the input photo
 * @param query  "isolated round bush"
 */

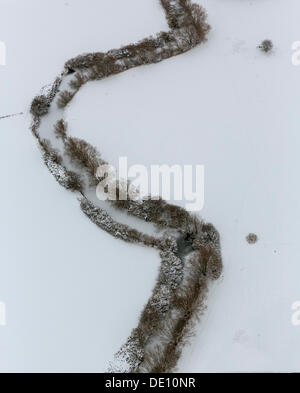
xmin=258 ymin=39 xmax=273 ymax=53
xmin=246 ymin=233 xmax=258 ymax=244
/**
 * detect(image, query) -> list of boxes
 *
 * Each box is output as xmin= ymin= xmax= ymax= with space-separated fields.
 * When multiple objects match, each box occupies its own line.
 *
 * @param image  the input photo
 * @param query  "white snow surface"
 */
xmin=0 ymin=0 xmax=299 ymax=372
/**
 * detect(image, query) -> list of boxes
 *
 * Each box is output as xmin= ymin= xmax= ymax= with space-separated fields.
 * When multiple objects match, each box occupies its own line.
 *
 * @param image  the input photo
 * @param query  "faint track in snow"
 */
xmin=0 ymin=112 xmax=23 ymax=120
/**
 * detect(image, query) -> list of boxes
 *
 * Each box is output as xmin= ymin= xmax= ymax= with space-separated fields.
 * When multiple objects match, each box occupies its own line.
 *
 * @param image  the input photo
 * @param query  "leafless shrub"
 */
xmin=108 ymin=48 xmax=131 ymax=60
xmin=57 ymin=90 xmax=75 ymax=108
xmin=54 ymin=119 xmax=68 ymax=140
xmin=109 ymin=233 xmax=185 ymax=372
xmin=88 ymin=55 xmax=121 ymax=80
xmin=64 ymin=170 xmax=85 ymax=193
xmin=64 ymin=137 xmax=106 ymax=185
xmin=30 ymin=95 xmax=50 ymax=117
xmin=80 ymin=198 xmax=160 ymax=248
xmin=112 ymin=197 xmax=165 ymax=224
xmin=108 ymin=328 xmax=146 ymax=373
xmin=48 ymin=77 xmax=64 ymax=103
xmin=31 ymin=117 xmax=41 ymax=139
xmin=65 ymin=52 xmax=105 ymax=71
xmin=69 ymin=72 xmax=87 ymax=90
xmin=113 ymin=198 xmax=192 ymax=233
xmin=141 ymin=255 xmax=209 ymax=373
xmin=39 ymin=138 xmax=61 ymax=163
xmin=40 ymin=139 xmax=84 ymax=193
xmin=182 ymin=0 xmax=210 ymax=41
xmin=161 ymin=0 xmax=186 ymax=29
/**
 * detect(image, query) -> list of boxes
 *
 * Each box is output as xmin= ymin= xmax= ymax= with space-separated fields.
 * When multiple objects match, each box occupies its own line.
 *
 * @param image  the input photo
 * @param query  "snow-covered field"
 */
xmin=0 ymin=0 xmax=299 ymax=372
